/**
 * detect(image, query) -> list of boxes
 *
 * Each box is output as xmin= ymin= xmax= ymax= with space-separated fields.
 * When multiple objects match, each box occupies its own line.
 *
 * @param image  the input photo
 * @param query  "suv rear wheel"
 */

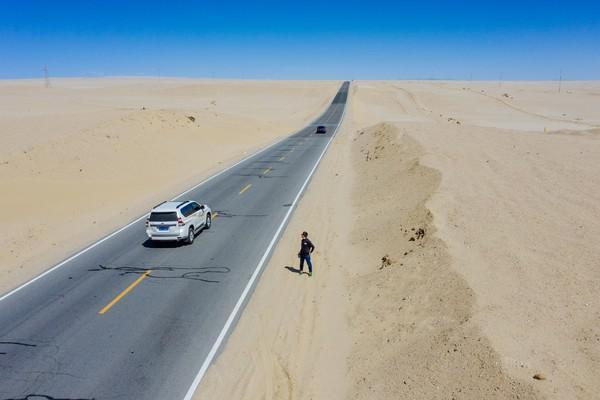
xmin=187 ymin=227 xmax=195 ymax=244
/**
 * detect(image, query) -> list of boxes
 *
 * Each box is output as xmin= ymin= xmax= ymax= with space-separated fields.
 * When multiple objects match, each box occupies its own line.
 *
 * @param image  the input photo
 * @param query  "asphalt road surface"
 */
xmin=0 ymin=81 xmax=349 ymax=400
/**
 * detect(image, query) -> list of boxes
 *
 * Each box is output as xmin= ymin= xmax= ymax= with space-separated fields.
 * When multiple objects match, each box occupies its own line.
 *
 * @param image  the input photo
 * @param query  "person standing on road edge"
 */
xmin=298 ymin=231 xmax=315 ymax=276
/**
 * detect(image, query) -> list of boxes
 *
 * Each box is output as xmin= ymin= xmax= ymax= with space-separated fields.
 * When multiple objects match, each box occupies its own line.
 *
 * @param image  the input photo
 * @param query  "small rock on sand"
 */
xmin=415 ymin=228 xmax=425 ymax=239
xmin=380 ymin=255 xmax=393 ymax=269
xmin=533 ymin=373 xmax=546 ymax=381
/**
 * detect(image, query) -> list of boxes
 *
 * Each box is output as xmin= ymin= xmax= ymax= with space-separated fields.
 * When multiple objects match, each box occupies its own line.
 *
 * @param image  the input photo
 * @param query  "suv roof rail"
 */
xmin=176 ymin=201 xmax=189 ymax=209
xmin=153 ymin=201 xmax=167 ymax=209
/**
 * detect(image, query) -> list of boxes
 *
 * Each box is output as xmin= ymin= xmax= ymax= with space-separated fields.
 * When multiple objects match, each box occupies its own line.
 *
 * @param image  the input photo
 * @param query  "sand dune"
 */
xmin=0 ymin=78 xmax=339 ymax=294
xmin=194 ymin=81 xmax=600 ymax=399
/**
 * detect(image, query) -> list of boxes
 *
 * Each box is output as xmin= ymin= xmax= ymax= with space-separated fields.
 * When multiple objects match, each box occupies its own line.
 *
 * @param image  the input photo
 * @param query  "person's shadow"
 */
xmin=284 ymin=266 xmax=305 ymax=275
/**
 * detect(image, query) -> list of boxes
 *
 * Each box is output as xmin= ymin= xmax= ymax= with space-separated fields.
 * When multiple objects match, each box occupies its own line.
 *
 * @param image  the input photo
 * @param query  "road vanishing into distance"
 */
xmin=0 ymin=81 xmax=349 ymax=399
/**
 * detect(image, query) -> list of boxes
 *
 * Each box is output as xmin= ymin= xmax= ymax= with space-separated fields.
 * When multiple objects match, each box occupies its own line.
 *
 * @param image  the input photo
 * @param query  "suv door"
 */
xmin=191 ymin=202 xmax=203 ymax=227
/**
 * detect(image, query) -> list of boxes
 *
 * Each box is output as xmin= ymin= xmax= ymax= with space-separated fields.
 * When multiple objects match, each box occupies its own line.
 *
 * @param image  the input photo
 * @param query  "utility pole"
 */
xmin=43 ymin=64 xmax=50 ymax=88
xmin=558 ymin=69 xmax=563 ymax=93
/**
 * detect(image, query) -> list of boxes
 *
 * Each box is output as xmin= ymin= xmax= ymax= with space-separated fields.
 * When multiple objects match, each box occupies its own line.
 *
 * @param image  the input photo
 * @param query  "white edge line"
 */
xmin=0 ymin=94 xmax=336 ymax=304
xmin=182 ymin=82 xmax=349 ymax=400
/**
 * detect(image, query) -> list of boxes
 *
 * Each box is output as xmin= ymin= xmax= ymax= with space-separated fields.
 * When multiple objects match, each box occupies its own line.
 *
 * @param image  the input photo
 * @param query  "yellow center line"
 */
xmin=99 ymin=270 xmax=151 ymax=315
xmin=279 ymin=156 xmax=286 ymax=161
xmin=239 ymin=183 xmax=252 ymax=195
xmin=263 ymin=167 xmax=272 ymax=175
xmin=212 ymin=212 xmax=218 ymax=218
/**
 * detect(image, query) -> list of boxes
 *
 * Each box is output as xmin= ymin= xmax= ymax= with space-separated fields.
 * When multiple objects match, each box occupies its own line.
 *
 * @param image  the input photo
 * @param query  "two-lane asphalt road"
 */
xmin=0 ymin=81 xmax=349 ymax=399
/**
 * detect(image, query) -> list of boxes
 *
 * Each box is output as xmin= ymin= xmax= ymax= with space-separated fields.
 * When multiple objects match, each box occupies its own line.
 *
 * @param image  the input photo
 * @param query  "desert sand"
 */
xmin=0 ymin=78 xmax=339 ymax=294
xmin=3 ymin=78 xmax=599 ymax=399
xmin=194 ymin=81 xmax=600 ymax=400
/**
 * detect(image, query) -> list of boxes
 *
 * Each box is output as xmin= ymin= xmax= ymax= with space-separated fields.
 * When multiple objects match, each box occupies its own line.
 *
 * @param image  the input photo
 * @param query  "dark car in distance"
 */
xmin=315 ymin=125 xmax=327 ymax=134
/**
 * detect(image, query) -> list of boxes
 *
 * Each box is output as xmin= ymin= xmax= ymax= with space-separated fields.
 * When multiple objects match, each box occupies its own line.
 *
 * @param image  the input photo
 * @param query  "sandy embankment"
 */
xmin=0 ymin=78 xmax=339 ymax=294
xmin=195 ymin=81 xmax=600 ymax=399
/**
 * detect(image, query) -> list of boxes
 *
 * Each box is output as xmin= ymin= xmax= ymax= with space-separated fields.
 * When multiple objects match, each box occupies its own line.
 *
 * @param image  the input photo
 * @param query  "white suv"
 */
xmin=145 ymin=201 xmax=212 ymax=244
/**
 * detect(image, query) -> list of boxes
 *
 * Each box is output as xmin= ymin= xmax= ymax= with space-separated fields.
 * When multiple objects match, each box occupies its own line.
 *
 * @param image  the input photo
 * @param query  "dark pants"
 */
xmin=299 ymin=254 xmax=313 ymax=273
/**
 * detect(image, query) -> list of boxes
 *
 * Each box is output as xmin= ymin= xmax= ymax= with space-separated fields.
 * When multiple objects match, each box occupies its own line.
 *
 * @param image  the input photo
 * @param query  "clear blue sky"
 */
xmin=1 ymin=0 xmax=599 ymax=80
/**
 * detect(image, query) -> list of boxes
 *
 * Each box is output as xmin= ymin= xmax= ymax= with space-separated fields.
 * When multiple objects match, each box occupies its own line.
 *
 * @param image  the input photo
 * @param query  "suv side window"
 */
xmin=192 ymin=202 xmax=201 ymax=212
xmin=181 ymin=204 xmax=194 ymax=217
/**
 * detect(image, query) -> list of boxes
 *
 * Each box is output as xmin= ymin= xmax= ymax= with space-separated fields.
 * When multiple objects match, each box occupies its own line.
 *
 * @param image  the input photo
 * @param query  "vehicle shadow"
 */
xmin=142 ymin=239 xmax=183 ymax=248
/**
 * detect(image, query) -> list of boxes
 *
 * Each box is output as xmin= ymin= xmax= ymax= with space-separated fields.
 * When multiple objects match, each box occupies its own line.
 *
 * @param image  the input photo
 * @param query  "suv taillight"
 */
xmin=177 ymin=217 xmax=185 ymax=226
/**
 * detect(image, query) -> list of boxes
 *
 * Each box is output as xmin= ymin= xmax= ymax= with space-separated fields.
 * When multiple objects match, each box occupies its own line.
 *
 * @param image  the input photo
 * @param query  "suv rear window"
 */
xmin=149 ymin=212 xmax=178 ymax=222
